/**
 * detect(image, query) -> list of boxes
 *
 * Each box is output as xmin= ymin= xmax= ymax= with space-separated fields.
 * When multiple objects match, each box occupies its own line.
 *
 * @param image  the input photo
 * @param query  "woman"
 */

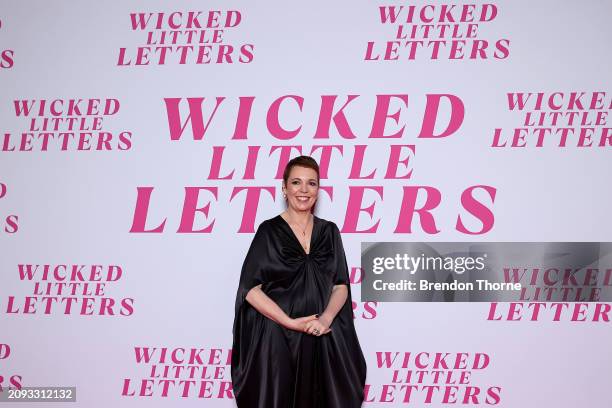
xmin=231 ymin=155 xmax=367 ymax=407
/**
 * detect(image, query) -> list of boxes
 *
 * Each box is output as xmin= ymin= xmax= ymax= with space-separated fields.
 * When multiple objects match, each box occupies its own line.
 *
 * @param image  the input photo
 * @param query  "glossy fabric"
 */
xmin=231 ymin=215 xmax=367 ymax=407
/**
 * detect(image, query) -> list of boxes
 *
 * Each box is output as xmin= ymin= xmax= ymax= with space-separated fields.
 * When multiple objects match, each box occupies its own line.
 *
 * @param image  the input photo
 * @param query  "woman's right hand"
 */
xmin=286 ymin=314 xmax=319 ymax=332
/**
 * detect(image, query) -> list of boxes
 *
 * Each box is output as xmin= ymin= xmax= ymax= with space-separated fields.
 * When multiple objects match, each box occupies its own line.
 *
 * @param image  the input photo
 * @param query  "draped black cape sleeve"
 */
xmin=231 ymin=215 xmax=367 ymax=408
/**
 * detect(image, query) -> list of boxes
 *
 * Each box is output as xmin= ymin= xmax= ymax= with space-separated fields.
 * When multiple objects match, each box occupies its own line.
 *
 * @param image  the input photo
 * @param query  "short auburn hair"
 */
xmin=282 ymin=155 xmax=320 ymax=186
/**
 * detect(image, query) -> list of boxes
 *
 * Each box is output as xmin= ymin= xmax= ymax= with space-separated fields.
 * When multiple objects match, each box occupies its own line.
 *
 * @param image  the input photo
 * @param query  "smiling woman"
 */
xmin=281 ymin=160 xmax=320 ymax=242
xmin=231 ymin=155 xmax=367 ymax=407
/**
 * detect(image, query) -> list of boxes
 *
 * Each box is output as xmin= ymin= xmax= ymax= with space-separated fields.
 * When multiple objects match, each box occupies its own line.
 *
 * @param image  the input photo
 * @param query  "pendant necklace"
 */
xmin=287 ymin=213 xmax=312 ymax=253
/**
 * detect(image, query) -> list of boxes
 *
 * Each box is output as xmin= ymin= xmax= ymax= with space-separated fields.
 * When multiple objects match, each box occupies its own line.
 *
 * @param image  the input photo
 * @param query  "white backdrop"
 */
xmin=1 ymin=1 xmax=611 ymax=407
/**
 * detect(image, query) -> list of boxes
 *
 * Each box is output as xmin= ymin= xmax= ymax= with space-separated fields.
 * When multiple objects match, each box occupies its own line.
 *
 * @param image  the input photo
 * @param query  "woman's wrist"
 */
xmin=280 ymin=314 xmax=294 ymax=329
xmin=318 ymin=312 xmax=333 ymax=328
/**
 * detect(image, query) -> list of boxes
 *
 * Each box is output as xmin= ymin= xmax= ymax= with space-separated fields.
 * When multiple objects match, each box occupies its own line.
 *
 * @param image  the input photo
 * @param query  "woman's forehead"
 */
xmin=289 ymin=166 xmax=318 ymax=178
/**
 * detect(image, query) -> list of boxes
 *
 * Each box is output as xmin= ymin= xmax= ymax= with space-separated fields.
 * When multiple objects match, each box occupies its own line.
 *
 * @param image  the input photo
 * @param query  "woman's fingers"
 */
xmin=298 ymin=314 xmax=333 ymax=335
xmin=303 ymin=321 xmax=332 ymax=336
xmin=304 ymin=322 xmax=316 ymax=334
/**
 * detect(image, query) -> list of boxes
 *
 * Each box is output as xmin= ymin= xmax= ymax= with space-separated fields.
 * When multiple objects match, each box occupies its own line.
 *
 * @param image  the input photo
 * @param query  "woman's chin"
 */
xmin=291 ymin=202 xmax=313 ymax=211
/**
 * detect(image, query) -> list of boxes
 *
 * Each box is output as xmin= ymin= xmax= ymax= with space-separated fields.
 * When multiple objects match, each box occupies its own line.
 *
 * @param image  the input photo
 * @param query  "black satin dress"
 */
xmin=231 ymin=215 xmax=367 ymax=407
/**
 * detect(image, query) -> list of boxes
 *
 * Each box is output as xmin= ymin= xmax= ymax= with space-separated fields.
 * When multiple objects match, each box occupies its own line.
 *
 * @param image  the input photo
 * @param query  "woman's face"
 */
xmin=283 ymin=166 xmax=319 ymax=212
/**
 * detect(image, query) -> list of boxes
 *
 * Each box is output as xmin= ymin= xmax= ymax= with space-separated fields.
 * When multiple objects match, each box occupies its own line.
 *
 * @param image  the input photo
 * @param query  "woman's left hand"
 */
xmin=304 ymin=314 xmax=332 ymax=336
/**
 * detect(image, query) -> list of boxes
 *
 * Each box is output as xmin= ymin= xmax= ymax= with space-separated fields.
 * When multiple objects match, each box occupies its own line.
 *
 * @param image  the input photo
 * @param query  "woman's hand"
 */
xmin=286 ymin=314 xmax=333 ymax=336
xmin=304 ymin=314 xmax=332 ymax=336
xmin=285 ymin=314 xmax=318 ymax=332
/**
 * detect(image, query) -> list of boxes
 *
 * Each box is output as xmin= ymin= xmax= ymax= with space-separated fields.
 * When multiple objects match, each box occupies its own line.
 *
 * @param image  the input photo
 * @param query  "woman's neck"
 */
xmin=283 ymin=209 xmax=312 ymax=224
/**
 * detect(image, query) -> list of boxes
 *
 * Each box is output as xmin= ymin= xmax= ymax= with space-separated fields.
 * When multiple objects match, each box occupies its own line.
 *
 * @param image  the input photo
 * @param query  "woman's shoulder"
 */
xmin=256 ymin=215 xmax=282 ymax=232
xmin=256 ymin=217 xmax=274 ymax=231
xmin=313 ymin=215 xmax=340 ymax=228
xmin=313 ymin=215 xmax=337 ymax=230
xmin=260 ymin=214 xmax=281 ymax=227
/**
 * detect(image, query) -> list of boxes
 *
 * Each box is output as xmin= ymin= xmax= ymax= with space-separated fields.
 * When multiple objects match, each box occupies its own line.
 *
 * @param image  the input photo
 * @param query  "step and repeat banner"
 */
xmin=1 ymin=1 xmax=611 ymax=407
